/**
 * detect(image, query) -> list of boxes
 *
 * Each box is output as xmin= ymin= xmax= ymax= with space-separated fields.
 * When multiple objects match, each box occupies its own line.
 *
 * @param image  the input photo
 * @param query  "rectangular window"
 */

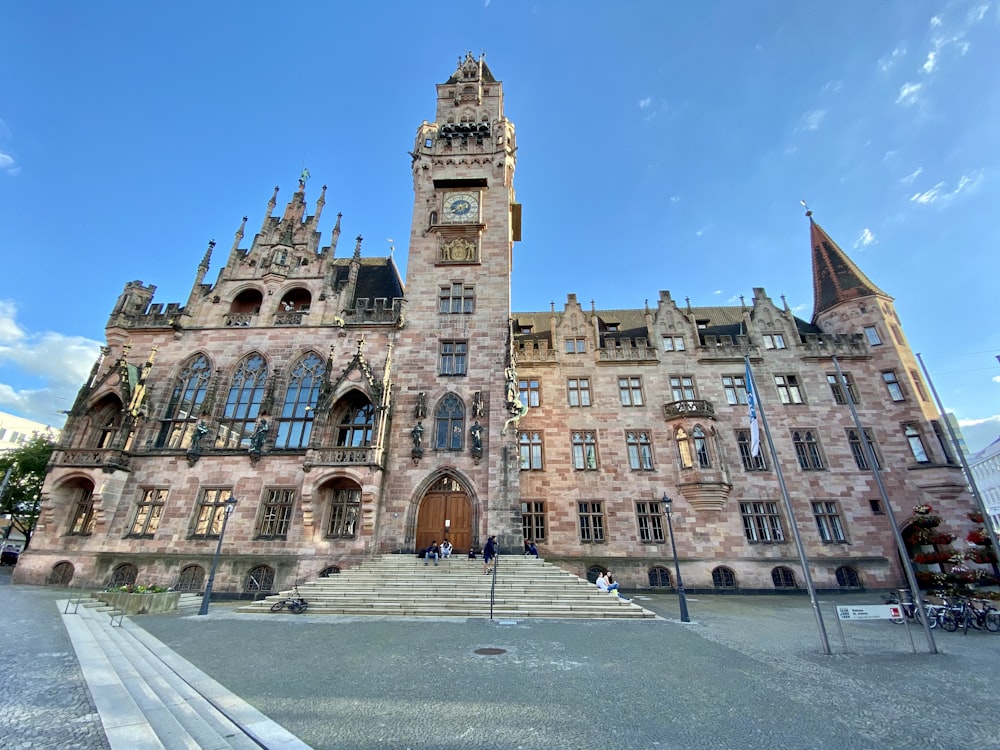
xmin=739 ymin=502 xmax=784 ymax=543
xmin=618 ymin=376 xmax=644 ymax=406
xmin=813 ymin=501 xmax=847 ymax=543
xmin=869 ymin=498 xmax=884 ymax=515
xmin=735 ymin=430 xmax=767 ymax=471
xmin=847 ymin=428 xmax=881 ymax=470
xmin=904 ymin=424 xmax=930 ymax=463
xmin=564 ymin=338 xmax=587 ymax=353
xmin=910 ymin=369 xmax=928 ymax=401
xmin=521 ymin=501 xmax=546 ymax=542
xmin=256 ymin=488 xmax=295 ymax=539
xmin=792 ymin=429 xmax=825 ymax=470
xmin=439 ymin=340 xmax=467 ymax=375
xmin=722 ymin=375 xmax=748 ymax=405
xmin=827 ymin=372 xmax=859 ymax=404
xmin=68 ymin=488 xmax=96 ymax=535
xmin=662 ymin=336 xmax=685 ymax=351
xmin=572 ymin=431 xmax=598 ymax=470
xmin=883 ymin=371 xmax=904 ymax=401
xmin=328 ymin=488 xmax=360 ymax=538
xmin=636 ymin=501 xmax=665 ymax=543
xmin=775 ymin=374 xmax=804 ymax=404
xmin=192 ymin=488 xmax=235 ymax=538
xmin=864 ymin=326 xmax=882 ymax=346
xmin=626 ymin=431 xmax=654 ymax=470
xmin=438 ymin=283 xmax=475 ymax=314
xmin=669 ymin=375 xmax=697 ymax=401
xmin=519 ymin=378 xmax=540 ymax=408
xmin=763 ymin=334 xmax=786 ymax=350
xmin=518 ymin=431 xmax=544 ymax=470
xmin=567 ymin=378 xmax=591 ymax=407
xmin=578 ymin=501 xmax=605 ymax=542
xmin=128 ymin=488 xmax=167 ymax=537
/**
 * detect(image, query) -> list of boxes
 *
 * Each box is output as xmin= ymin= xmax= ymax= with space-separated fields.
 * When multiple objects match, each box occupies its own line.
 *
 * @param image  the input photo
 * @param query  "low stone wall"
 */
xmin=94 ymin=591 xmax=181 ymax=615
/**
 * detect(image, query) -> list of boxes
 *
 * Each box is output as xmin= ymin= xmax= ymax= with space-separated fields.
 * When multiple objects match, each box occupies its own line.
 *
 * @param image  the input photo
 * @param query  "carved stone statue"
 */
xmin=190 ymin=420 xmax=208 ymax=450
xmin=470 ymin=421 xmax=483 ymax=453
xmin=411 ymin=421 xmax=424 ymax=450
xmin=249 ymin=418 xmax=269 ymax=452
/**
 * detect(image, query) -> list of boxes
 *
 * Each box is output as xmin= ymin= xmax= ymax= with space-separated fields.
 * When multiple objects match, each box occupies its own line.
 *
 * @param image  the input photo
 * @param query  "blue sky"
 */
xmin=1 ymin=1 xmax=999 ymax=453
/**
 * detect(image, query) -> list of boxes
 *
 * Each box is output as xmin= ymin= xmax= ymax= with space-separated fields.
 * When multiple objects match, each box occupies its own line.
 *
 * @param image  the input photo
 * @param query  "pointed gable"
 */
xmin=810 ymin=216 xmax=890 ymax=319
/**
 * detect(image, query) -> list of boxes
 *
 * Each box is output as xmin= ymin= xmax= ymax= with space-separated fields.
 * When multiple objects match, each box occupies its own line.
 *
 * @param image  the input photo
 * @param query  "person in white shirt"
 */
xmin=441 ymin=539 xmax=453 ymax=559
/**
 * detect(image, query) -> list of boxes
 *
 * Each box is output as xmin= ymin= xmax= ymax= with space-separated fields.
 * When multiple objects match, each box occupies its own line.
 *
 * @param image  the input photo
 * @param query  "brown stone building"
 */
xmin=15 ymin=54 xmax=974 ymax=595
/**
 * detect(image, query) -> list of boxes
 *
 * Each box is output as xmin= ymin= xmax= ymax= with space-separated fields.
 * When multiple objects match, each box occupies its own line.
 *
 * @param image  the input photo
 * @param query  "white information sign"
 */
xmin=836 ymin=604 xmax=902 ymax=621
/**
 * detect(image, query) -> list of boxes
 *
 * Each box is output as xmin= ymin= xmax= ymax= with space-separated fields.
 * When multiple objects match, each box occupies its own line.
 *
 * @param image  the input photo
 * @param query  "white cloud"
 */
xmin=930 ymin=15 xmax=943 ymax=28
xmin=910 ymin=182 xmax=946 ymax=204
xmin=853 ymin=228 xmax=876 ymax=249
xmin=958 ymin=414 xmax=1000 ymax=454
xmin=922 ymin=51 xmax=937 ymax=74
xmin=669 ymin=195 xmax=680 ymax=203
xmin=713 ymin=290 xmax=722 ymax=295
xmin=900 ymin=167 xmax=923 ymax=183
xmin=967 ymin=3 xmax=989 ymax=23
xmin=896 ymin=82 xmax=923 ymax=106
xmin=802 ymin=109 xmax=826 ymax=131
xmin=0 ymin=301 xmax=103 ymax=424
xmin=993 ymin=376 xmax=1000 ymax=384
xmin=821 ymin=80 xmax=842 ymax=94
xmin=910 ymin=171 xmax=984 ymax=206
xmin=638 ymin=97 xmax=652 ymax=110
xmin=0 ymin=150 xmax=16 ymax=174
xmin=878 ymin=44 xmax=907 ymax=72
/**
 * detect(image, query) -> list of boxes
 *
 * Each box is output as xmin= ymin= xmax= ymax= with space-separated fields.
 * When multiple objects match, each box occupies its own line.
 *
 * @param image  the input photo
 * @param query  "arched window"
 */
xmin=156 ymin=354 xmax=212 ymax=448
xmin=49 ymin=561 xmax=75 ymax=586
xmin=217 ymin=354 xmax=268 ymax=449
xmin=327 ymin=481 xmax=361 ymax=538
xmin=771 ymin=566 xmax=797 ymax=588
xmin=627 ymin=431 xmax=653 ymax=470
xmin=244 ymin=565 xmax=275 ymax=594
xmin=176 ymin=565 xmax=205 ymax=591
xmin=68 ymin=486 xmax=96 ymax=535
xmin=676 ymin=428 xmax=693 ymax=468
xmin=835 ymin=566 xmax=862 ymax=589
xmin=319 ymin=566 xmax=341 ymax=577
xmin=110 ymin=563 xmax=138 ymax=588
xmin=275 ymin=353 xmax=324 ymax=449
xmin=712 ymin=566 xmax=737 ymax=589
xmin=693 ymin=426 xmax=710 ymax=468
xmin=648 ymin=566 xmax=672 ymax=588
xmin=336 ymin=395 xmax=375 ymax=448
xmin=434 ymin=394 xmax=465 ymax=451
xmin=586 ymin=565 xmax=606 ymax=584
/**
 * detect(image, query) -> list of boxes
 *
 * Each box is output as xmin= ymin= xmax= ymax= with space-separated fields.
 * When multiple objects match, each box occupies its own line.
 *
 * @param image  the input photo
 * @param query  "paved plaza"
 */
xmin=3 ymin=564 xmax=1000 ymax=749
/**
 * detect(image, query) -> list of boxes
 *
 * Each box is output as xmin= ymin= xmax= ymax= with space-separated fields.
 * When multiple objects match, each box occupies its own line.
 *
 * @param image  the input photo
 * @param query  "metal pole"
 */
xmin=663 ymin=495 xmax=690 ymax=622
xmin=198 ymin=498 xmax=237 ymax=616
xmin=832 ymin=355 xmax=937 ymax=654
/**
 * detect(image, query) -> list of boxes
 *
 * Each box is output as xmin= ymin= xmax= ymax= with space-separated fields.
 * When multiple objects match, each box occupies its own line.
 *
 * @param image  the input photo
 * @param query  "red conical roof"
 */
xmin=810 ymin=216 xmax=890 ymax=320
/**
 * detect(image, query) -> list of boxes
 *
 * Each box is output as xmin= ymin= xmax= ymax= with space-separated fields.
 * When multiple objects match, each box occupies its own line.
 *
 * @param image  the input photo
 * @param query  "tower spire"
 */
xmin=809 ymin=212 xmax=889 ymax=321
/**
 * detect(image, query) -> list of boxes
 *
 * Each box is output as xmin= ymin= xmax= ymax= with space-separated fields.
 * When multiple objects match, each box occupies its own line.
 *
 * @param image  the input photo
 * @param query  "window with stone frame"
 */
xmin=567 ymin=378 xmax=591 ymax=407
xmin=909 ymin=369 xmax=928 ymax=401
xmin=739 ymin=501 xmax=784 ymax=543
xmin=216 ymin=354 xmax=268 ymax=449
xmin=434 ymin=394 xmax=465 ymax=451
xmin=904 ymin=423 xmax=930 ymax=463
xmin=439 ymin=340 xmax=467 ymax=375
xmin=847 ymin=428 xmax=882 ymax=470
xmin=669 ymin=375 xmax=697 ymax=401
xmin=863 ymin=326 xmax=882 ymax=346
xmin=626 ymin=430 xmax=654 ymax=470
xmin=335 ymin=396 xmax=375 ymax=448
xmin=571 ymin=431 xmax=598 ymax=470
xmin=722 ymin=374 xmax=748 ymax=405
xmin=191 ymin=488 xmax=235 ymax=538
xmin=693 ymin=426 xmax=711 ymax=467
xmin=662 ymin=336 xmax=685 ymax=352
xmin=676 ymin=427 xmax=693 ymax=469
xmin=518 ymin=431 xmax=544 ymax=470
xmin=882 ymin=370 xmax=905 ymax=401
xmin=774 ymin=374 xmax=804 ymax=404
xmin=274 ymin=352 xmax=325 ymax=449
xmin=618 ymin=376 xmax=644 ymax=406
xmin=439 ymin=282 xmax=475 ymax=314
xmin=156 ymin=353 xmax=212 ymax=448
xmin=519 ymin=378 xmax=540 ymax=408
xmin=564 ymin=337 xmax=587 ymax=353
xmin=127 ymin=488 xmax=167 ymax=538
xmin=735 ymin=430 xmax=767 ymax=471
xmin=827 ymin=372 xmax=859 ymax=405
xmin=68 ymin=487 xmax=96 ymax=535
xmin=792 ymin=429 xmax=825 ymax=470
xmin=578 ymin=501 xmax=605 ymax=542
xmin=635 ymin=500 xmax=665 ymax=543
xmin=327 ymin=486 xmax=360 ymax=538
xmin=812 ymin=500 xmax=847 ymax=543
xmin=256 ymin=488 xmax=296 ymax=539
xmin=762 ymin=333 xmax=786 ymax=350
xmin=521 ymin=501 xmax=546 ymax=542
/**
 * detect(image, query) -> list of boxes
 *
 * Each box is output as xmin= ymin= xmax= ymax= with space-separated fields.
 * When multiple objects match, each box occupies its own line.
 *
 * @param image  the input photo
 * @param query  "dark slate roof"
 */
xmin=330 ymin=257 xmax=404 ymax=304
xmin=810 ymin=217 xmax=889 ymax=318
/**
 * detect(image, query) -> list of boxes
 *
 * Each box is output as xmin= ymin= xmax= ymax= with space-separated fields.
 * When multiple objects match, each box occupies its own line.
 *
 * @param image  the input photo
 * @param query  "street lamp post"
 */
xmin=198 ymin=496 xmax=238 ymax=616
xmin=662 ymin=494 xmax=690 ymax=623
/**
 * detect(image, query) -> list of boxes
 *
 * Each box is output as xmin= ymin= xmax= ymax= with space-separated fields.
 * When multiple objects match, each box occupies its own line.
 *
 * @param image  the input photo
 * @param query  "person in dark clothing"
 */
xmin=483 ymin=535 xmax=497 ymax=574
xmin=424 ymin=540 xmax=440 ymax=566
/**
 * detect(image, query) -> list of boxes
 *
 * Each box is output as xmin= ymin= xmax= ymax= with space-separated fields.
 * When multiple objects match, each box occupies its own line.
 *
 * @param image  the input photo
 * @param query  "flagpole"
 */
xmin=832 ymin=355 xmax=937 ymax=653
xmin=745 ymin=355 xmax=831 ymax=655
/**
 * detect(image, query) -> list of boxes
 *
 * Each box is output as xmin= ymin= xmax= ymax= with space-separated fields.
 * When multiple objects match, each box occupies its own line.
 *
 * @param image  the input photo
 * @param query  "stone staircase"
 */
xmin=58 ymin=597 xmax=309 ymax=749
xmin=238 ymin=553 xmax=657 ymax=619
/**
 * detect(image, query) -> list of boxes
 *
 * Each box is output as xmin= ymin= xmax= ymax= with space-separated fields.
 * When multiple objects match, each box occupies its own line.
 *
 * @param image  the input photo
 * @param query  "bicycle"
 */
xmin=882 ymin=590 xmax=939 ymax=629
xmin=938 ymin=597 xmax=999 ymax=634
xmin=270 ymin=585 xmax=309 ymax=614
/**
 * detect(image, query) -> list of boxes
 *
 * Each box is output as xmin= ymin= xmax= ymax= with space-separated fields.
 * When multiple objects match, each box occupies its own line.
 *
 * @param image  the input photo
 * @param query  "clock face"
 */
xmin=443 ymin=192 xmax=479 ymax=222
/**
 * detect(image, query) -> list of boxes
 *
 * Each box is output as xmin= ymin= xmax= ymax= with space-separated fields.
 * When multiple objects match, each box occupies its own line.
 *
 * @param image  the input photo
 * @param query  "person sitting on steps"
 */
xmin=596 ymin=571 xmax=630 ymax=602
xmin=440 ymin=539 xmax=453 ymax=560
xmin=424 ymin=540 xmax=440 ymax=566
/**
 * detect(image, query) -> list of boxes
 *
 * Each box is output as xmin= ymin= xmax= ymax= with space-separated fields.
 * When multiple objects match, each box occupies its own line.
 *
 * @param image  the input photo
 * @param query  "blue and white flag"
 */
xmin=746 ymin=361 xmax=760 ymax=458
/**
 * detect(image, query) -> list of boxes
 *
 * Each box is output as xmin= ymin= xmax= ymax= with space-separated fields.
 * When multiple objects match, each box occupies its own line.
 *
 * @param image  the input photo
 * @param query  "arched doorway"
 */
xmin=416 ymin=475 xmax=472 ymax=553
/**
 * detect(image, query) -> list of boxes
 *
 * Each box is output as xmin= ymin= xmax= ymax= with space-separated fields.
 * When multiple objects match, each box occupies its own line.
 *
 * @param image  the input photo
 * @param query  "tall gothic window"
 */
xmin=434 ymin=394 xmax=465 ymax=450
xmin=693 ymin=426 xmax=710 ymax=467
xmin=217 ymin=354 xmax=268 ymax=449
xmin=156 ymin=354 xmax=212 ymax=448
xmin=274 ymin=353 xmax=324 ymax=449
xmin=68 ymin=487 xmax=96 ymax=535
xmin=192 ymin=488 xmax=235 ymax=538
xmin=336 ymin=397 xmax=375 ymax=448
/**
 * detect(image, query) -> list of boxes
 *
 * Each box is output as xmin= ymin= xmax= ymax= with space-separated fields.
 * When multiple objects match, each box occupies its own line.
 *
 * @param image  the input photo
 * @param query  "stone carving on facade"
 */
xmin=415 ymin=392 xmax=427 ymax=419
xmin=441 ymin=238 xmax=476 ymax=262
xmin=411 ymin=421 xmax=425 ymax=462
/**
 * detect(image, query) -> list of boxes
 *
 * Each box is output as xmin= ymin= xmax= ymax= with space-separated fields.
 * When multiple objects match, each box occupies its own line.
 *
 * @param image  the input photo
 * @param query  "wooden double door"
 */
xmin=415 ymin=477 xmax=472 ymax=553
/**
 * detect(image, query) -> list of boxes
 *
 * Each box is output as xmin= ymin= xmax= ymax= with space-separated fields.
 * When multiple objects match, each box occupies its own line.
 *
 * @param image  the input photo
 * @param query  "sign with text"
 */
xmin=836 ymin=604 xmax=901 ymax=621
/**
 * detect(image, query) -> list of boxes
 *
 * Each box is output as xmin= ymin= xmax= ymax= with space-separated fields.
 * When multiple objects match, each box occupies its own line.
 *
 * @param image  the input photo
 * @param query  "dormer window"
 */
xmin=696 ymin=319 xmax=709 ymax=330
xmin=606 ymin=324 xmax=619 ymax=333
xmin=273 ymin=250 xmax=288 ymax=266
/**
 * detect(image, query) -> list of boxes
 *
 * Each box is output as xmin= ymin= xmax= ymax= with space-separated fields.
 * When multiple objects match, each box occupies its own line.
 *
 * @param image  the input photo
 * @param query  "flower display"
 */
xmin=912 ymin=504 xmax=934 ymax=515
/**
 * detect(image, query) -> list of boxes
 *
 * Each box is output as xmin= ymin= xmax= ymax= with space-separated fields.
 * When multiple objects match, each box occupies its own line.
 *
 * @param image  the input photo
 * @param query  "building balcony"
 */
xmin=663 ymin=399 xmax=716 ymax=421
xmin=225 ymin=313 xmax=255 ymax=327
xmin=274 ymin=312 xmax=305 ymax=326
xmin=696 ymin=335 xmax=755 ymax=361
xmin=51 ymin=449 xmax=131 ymax=473
xmin=799 ymin=333 xmax=869 ymax=358
xmin=302 ymin=446 xmax=383 ymax=471
xmin=598 ymin=346 xmax=659 ymax=362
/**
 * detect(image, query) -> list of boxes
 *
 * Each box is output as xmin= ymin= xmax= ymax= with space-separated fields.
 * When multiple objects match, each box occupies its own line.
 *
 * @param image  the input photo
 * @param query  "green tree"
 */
xmin=0 ymin=435 xmax=57 ymax=550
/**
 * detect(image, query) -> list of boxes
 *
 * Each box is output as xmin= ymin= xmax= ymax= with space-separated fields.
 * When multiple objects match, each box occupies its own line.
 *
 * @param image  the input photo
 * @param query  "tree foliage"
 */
xmin=0 ymin=435 xmax=57 ymax=544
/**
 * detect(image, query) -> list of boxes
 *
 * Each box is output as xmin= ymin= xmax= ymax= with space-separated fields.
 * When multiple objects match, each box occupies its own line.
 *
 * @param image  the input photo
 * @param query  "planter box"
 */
xmin=95 ymin=591 xmax=181 ymax=615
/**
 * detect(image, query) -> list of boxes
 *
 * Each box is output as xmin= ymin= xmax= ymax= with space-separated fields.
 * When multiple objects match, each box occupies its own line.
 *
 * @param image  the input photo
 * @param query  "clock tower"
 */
xmin=384 ymin=52 xmax=523 ymax=555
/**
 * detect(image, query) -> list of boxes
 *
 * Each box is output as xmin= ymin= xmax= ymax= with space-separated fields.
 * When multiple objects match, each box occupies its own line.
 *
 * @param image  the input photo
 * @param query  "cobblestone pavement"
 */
xmin=5 ymin=567 xmax=1000 ymax=750
xmin=0 ymin=568 xmax=110 ymax=750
